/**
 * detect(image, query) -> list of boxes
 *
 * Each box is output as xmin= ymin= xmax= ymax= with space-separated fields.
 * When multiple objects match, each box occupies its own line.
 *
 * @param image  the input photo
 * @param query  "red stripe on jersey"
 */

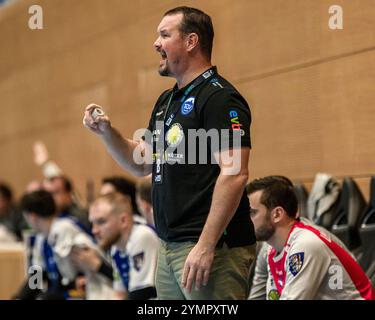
xmin=268 ymin=222 xmax=298 ymax=296
xmin=296 ymin=221 xmax=375 ymax=300
xmin=268 ymin=247 xmax=288 ymax=295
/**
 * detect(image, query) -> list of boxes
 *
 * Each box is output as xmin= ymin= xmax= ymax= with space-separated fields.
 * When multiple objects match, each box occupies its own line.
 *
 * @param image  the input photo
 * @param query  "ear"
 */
xmin=28 ymin=212 xmax=37 ymax=222
xmin=25 ymin=212 xmax=39 ymax=228
xmin=144 ymin=201 xmax=152 ymax=212
xmin=139 ymin=199 xmax=151 ymax=211
xmin=271 ymin=207 xmax=284 ymax=223
xmin=186 ymin=33 xmax=199 ymax=52
xmin=119 ymin=212 xmax=131 ymax=228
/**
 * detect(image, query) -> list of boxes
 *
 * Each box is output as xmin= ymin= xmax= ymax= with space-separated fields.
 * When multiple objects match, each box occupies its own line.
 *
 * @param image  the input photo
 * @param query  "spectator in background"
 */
xmin=43 ymin=176 xmax=90 ymax=230
xmin=25 ymin=180 xmax=43 ymax=194
xmin=69 ymin=177 xmax=151 ymax=294
xmin=101 ymin=177 xmax=138 ymax=210
xmin=101 ymin=176 xmax=145 ymax=224
xmin=0 ymin=183 xmax=28 ymax=241
xmin=33 ymin=141 xmax=140 ymax=225
xmin=79 ymin=192 xmax=159 ymax=299
xmin=15 ymin=190 xmax=113 ymax=300
xmin=136 ymin=177 xmax=154 ymax=226
xmin=33 ymin=141 xmax=90 ymax=229
xmin=33 ymin=141 xmax=62 ymax=179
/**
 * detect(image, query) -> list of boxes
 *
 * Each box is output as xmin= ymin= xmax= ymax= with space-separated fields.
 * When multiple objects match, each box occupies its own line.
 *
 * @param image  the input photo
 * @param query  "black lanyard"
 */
xmin=163 ymin=67 xmax=215 ymax=128
xmin=153 ymin=68 xmax=215 ymax=185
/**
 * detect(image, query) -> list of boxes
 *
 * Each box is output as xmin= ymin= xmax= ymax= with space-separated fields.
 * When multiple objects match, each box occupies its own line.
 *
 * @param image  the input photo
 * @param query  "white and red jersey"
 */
xmin=266 ymin=221 xmax=375 ymax=300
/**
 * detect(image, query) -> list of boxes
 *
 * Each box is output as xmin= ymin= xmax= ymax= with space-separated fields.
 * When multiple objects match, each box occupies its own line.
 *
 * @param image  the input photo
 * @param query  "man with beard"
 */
xmin=247 ymin=177 xmax=356 ymax=300
xmin=87 ymin=192 xmax=159 ymax=300
xmin=83 ymin=6 xmax=255 ymax=300
xmin=43 ymin=176 xmax=90 ymax=230
xmin=247 ymin=176 xmax=375 ymax=300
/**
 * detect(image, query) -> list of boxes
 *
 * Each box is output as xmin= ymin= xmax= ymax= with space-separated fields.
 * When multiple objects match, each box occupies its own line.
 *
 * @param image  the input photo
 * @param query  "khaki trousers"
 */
xmin=156 ymin=240 xmax=256 ymax=300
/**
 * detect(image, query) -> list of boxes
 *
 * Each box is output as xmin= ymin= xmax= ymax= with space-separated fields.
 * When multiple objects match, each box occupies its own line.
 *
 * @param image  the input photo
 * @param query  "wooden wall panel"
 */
xmin=239 ymin=50 xmax=375 ymax=180
xmin=214 ymin=0 xmax=375 ymax=81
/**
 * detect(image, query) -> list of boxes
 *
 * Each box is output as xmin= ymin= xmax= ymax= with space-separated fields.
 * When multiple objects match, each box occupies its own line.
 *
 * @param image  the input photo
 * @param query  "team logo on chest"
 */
xmin=166 ymin=123 xmax=184 ymax=147
xmin=181 ymin=97 xmax=195 ymax=115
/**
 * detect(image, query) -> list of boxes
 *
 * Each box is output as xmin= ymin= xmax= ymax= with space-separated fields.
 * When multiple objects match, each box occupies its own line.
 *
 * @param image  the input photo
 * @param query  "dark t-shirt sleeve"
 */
xmin=202 ymin=89 xmax=252 ymax=152
xmin=145 ymin=110 xmax=154 ymax=137
xmin=143 ymin=90 xmax=171 ymax=144
xmin=143 ymin=111 xmax=155 ymax=145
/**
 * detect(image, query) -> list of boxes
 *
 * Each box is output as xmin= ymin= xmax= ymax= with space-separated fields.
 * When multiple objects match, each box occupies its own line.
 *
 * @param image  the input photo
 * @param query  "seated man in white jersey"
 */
xmin=87 ymin=192 xmax=159 ymax=300
xmin=249 ymin=223 xmax=355 ymax=300
xmin=247 ymin=177 xmax=355 ymax=300
xmin=17 ymin=190 xmax=113 ymax=300
xmin=247 ymin=176 xmax=375 ymax=300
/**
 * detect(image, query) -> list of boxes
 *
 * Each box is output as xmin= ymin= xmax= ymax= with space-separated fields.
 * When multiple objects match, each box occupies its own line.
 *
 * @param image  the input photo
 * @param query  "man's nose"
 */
xmin=92 ymin=224 xmax=99 ymax=236
xmin=153 ymin=36 xmax=161 ymax=50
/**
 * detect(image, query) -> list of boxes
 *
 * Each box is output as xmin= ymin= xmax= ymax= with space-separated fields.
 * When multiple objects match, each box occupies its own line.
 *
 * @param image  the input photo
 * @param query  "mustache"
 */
xmin=157 ymin=48 xmax=167 ymax=58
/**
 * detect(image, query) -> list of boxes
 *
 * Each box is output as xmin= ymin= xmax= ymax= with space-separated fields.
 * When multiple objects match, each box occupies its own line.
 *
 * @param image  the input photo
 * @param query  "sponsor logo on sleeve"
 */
xmin=229 ymin=110 xmax=245 ymax=136
xmin=289 ymin=252 xmax=305 ymax=276
xmin=133 ymin=252 xmax=145 ymax=272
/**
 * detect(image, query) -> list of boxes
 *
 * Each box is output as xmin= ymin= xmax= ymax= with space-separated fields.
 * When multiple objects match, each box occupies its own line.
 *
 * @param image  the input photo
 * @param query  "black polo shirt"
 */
xmin=145 ymin=67 xmax=256 ymax=246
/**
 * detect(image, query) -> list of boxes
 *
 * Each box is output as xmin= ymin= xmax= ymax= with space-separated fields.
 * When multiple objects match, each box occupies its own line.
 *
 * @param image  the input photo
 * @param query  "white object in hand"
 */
xmin=91 ymin=107 xmax=105 ymax=121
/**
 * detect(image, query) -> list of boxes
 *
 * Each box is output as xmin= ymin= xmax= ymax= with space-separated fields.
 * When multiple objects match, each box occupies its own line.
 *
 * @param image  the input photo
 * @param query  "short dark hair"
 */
xmin=247 ymin=176 xmax=298 ymax=218
xmin=48 ymin=176 xmax=72 ymax=193
xmin=0 ymin=183 xmax=13 ymax=202
xmin=136 ymin=178 xmax=152 ymax=204
xmin=102 ymin=176 xmax=137 ymax=211
xmin=20 ymin=190 xmax=56 ymax=218
xmin=164 ymin=6 xmax=214 ymax=60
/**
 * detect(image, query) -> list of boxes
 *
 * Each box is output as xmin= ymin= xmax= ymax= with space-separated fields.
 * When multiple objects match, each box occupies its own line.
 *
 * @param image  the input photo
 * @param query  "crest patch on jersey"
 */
xmin=133 ymin=252 xmax=145 ymax=272
xmin=268 ymin=289 xmax=280 ymax=300
xmin=166 ymin=123 xmax=184 ymax=147
xmin=289 ymin=252 xmax=304 ymax=276
xmin=181 ymin=97 xmax=195 ymax=115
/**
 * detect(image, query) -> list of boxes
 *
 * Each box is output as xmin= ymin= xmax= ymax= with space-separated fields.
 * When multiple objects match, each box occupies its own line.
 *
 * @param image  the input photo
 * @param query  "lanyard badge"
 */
xmin=154 ymin=151 xmax=164 ymax=184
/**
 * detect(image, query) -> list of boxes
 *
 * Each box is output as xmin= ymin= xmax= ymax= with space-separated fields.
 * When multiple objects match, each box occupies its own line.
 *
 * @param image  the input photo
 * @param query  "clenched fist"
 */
xmin=83 ymin=103 xmax=111 ymax=135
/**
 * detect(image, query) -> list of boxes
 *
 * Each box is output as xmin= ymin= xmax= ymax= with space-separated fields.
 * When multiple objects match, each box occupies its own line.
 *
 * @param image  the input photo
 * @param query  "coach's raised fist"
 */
xmin=83 ymin=103 xmax=111 ymax=135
